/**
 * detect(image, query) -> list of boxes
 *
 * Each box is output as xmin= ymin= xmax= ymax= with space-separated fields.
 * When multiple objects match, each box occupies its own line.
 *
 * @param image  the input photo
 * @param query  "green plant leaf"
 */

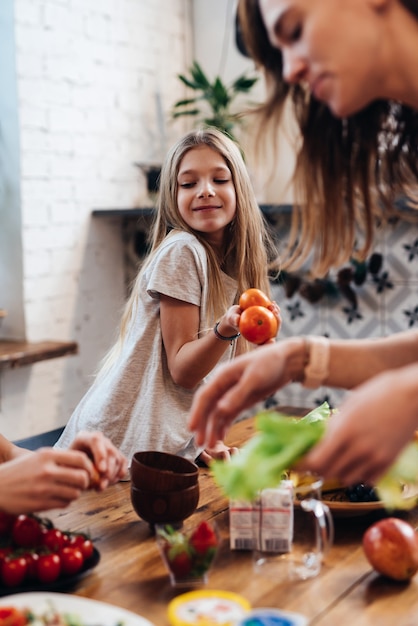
xmin=172 ymin=109 xmax=201 ymax=119
xmin=190 ymin=61 xmax=211 ymax=89
xmin=173 ymin=98 xmax=200 ymax=108
xmin=232 ymin=75 xmax=259 ymax=92
xmin=211 ymin=78 xmax=230 ymax=109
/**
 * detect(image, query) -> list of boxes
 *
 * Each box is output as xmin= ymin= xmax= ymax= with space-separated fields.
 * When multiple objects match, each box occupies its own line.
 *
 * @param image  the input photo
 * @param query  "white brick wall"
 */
xmin=1 ymin=0 xmax=192 ymax=440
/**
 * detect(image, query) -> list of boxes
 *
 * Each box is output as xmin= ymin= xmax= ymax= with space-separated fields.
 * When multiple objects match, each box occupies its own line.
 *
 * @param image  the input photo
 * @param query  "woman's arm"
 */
xmin=0 ymin=434 xmax=29 ymax=464
xmin=189 ymin=330 xmax=418 ymax=447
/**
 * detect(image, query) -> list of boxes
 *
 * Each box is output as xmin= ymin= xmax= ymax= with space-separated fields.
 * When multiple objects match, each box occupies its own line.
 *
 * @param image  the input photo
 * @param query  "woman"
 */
xmin=188 ymin=0 xmax=418 ymax=485
xmin=0 ymin=431 xmax=127 ymax=515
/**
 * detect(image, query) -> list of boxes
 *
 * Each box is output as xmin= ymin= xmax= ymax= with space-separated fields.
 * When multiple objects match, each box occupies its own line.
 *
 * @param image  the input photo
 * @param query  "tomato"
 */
xmin=1 ymin=555 xmax=27 ymax=587
xmin=239 ymin=288 xmax=272 ymax=311
xmin=36 ymin=552 xmax=61 ymax=583
xmin=12 ymin=515 xmax=42 ymax=549
xmin=239 ymin=305 xmax=278 ymax=344
xmin=41 ymin=528 xmax=64 ymax=553
xmin=0 ymin=512 xmax=17 ymax=538
xmin=0 ymin=547 xmax=12 ymax=565
xmin=0 ymin=606 xmax=28 ymax=626
xmin=70 ymin=534 xmax=94 ymax=560
xmin=59 ymin=546 xmax=84 ymax=576
xmin=23 ymin=551 xmax=39 ymax=580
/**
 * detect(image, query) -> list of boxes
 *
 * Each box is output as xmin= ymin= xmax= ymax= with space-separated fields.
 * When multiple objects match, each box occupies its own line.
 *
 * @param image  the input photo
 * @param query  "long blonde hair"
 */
xmin=99 ymin=127 xmax=280 ymax=373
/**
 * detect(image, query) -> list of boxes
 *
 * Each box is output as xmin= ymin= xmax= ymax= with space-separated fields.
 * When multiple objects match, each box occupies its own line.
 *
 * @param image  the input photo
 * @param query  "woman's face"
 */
xmin=258 ymin=0 xmax=388 ymax=117
xmin=177 ymin=145 xmax=237 ymax=249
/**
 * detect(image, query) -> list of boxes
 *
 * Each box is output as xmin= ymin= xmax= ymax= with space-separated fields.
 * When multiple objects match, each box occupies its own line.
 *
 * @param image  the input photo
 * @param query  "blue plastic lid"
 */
xmin=236 ymin=608 xmax=308 ymax=626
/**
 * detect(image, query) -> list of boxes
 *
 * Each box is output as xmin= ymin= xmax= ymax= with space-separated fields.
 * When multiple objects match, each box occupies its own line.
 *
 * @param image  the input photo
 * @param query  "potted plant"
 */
xmin=172 ymin=61 xmax=258 ymax=142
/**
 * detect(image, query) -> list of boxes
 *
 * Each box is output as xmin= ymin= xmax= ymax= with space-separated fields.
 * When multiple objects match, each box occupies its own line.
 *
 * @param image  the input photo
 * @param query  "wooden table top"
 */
xmin=42 ymin=411 xmax=417 ymax=626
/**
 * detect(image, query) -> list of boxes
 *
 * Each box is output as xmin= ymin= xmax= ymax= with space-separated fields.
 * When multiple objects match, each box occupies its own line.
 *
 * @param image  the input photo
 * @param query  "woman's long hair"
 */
xmin=98 ymin=127 xmax=280 ymax=374
xmin=238 ymin=0 xmax=418 ymax=276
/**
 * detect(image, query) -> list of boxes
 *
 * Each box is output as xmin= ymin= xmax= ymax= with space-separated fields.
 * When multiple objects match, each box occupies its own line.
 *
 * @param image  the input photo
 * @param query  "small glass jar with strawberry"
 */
xmin=155 ymin=519 xmax=219 ymax=587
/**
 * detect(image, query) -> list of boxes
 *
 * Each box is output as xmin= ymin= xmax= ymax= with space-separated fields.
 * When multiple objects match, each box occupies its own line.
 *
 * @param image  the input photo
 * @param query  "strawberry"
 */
xmin=157 ymin=521 xmax=218 ymax=581
xmin=168 ymin=551 xmax=192 ymax=578
xmin=189 ymin=521 xmax=218 ymax=555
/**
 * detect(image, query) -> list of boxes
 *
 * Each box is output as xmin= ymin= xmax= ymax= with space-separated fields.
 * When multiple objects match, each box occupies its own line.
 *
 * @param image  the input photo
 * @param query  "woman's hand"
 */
xmin=297 ymin=364 xmax=418 ymax=485
xmin=0 ymin=447 xmax=94 ymax=515
xmin=189 ymin=338 xmax=305 ymax=447
xmin=0 ymin=432 xmax=127 ymax=515
xmin=69 ymin=431 xmax=128 ymax=488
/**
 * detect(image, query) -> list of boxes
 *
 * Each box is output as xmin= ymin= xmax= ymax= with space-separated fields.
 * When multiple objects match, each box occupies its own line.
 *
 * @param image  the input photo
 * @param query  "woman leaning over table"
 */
xmin=189 ymin=0 xmax=418 ymax=486
xmin=0 ymin=432 xmax=127 ymax=515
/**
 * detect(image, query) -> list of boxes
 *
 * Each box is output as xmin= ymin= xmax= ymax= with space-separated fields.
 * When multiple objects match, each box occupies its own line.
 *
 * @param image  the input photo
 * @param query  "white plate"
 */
xmin=0 ymin=591 xmax=156 ymax=626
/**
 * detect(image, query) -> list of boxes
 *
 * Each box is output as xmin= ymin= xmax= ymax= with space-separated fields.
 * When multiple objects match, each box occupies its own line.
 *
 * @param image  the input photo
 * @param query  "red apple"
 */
xmin=362 ymin=517 xmax=418 ymax=581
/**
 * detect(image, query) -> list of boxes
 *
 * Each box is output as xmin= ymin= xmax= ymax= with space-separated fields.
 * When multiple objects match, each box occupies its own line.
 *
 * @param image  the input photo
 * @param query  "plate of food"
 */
xmin=0 ymin=512 xmax=102 ymax=596
xmin=0 ymin=547 xmax=101 ymax=596
xmin=292 ymin=473 xmax=418 ymax=517
xmin=0 ymin=591 xmax=156 ymax=625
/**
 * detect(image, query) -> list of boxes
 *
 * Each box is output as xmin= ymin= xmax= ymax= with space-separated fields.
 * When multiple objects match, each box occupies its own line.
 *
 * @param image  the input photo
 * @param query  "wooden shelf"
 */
xmin=0 ymin=340 xmax=78 ymax=370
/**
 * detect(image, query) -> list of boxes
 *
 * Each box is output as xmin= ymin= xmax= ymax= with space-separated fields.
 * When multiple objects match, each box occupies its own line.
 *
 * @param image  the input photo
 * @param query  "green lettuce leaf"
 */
xmin=211 ymin=403 xmax=329 ymax=501
xmin=212 ymin=402 xmax=418 ymax=510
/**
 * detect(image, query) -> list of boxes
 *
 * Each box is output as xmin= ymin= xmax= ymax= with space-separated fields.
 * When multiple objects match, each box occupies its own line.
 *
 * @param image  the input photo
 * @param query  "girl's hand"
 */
xmin=197 ymin=440 xmax=239 ymax=465
xmin=268 ymin=300 xmax=282 ymax=333
xmin=219 ymin=305 xmax=242 ymax=336
xmin=262 ymin=300 xmax=282 ymax=344
xmin=69 ymin=431 xmax=128 ymax=489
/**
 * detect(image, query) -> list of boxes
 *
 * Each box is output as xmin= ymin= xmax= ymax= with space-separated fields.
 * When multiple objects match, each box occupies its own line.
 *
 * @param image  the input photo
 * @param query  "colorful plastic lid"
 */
xmin=236 ymin=608 xmax=308 ymax=626
xmin=167 ymin=589 xmax=251 ymax=626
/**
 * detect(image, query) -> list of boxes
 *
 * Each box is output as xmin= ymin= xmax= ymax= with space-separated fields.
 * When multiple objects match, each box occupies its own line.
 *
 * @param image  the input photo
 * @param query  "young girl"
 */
xmin=56 ymin=128 xmax=281 ymax=466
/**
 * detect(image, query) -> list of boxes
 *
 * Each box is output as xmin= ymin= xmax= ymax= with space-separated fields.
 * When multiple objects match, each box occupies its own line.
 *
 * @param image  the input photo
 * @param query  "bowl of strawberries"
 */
xmin=155 ymin=519 xmax=219 ymax=588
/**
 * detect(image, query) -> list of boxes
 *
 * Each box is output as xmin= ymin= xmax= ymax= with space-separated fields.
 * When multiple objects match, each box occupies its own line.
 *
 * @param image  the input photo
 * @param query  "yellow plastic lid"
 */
xmin=167 ymin=589 xmax=251 ymax=626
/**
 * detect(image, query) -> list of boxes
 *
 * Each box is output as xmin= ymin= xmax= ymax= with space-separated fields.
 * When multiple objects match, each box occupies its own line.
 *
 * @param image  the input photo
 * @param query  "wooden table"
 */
xmin=45 ymin=413 xmax=418 ymax=626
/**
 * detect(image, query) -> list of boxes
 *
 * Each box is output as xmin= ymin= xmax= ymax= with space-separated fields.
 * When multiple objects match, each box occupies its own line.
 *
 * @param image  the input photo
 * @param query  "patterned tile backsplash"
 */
xmin=263 ymin=213 xmax=418 ymax=414
xmin=126 ymin=209 xmax=418 ymax=417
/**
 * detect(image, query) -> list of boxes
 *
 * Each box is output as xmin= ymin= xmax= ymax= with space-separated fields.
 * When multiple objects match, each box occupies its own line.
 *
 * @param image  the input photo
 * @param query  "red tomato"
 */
xmin=70 ymin=534 xmax=94 ymax=560
xmin=239 ymin=288 xmax=272 ymax=310
xmin=0 ymin=606 xmax=28 ymax=626
xmin=36 ymin=553 xmax=61 ymax=583
xmin=12 ymin=515 xmax=42 ymax=549
xmin=23 ymin=551 xmax=39 ymax=580
xmin=59 ymin=546 xmax=84 ymax=576
xmin=41 ymin=528 xmax=64 ymax=553
xmin=0 ymin=547 xmax=12 ymax=565
xmin=0 ymin=512 xmax=17 ymax=538
xmin=239 ymin=305 xmax=278 ymax=344
xmin=1 ymin=555 xmax=27 ymax=587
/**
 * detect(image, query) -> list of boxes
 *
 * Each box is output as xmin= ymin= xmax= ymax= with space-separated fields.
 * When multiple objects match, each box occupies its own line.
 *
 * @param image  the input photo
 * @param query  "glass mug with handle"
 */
xmin=252 ymin=474 xmax=334 ymax=582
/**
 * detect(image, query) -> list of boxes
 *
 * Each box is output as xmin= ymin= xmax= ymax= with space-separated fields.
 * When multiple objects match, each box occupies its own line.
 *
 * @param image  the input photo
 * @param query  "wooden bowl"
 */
xmin=130 ymin=483 xmax=200 ymax=526
xmin=130 ymin=450 xmax=199 ymax=492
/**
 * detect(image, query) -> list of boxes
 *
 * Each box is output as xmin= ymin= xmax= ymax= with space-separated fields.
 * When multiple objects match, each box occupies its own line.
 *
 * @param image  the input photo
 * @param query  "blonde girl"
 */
xmin=56 ymin=128 xmax=281 ymax=466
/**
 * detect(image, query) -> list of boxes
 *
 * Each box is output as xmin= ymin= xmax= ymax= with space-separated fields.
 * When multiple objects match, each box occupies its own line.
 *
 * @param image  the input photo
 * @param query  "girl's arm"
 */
xmin=160 ymin=295 xmax=241 ymax=389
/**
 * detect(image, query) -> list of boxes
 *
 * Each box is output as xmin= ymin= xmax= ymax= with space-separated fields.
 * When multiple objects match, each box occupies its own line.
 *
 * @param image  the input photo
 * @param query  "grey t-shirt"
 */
xmin=55 ymin=231 xmax=238 ymax=463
